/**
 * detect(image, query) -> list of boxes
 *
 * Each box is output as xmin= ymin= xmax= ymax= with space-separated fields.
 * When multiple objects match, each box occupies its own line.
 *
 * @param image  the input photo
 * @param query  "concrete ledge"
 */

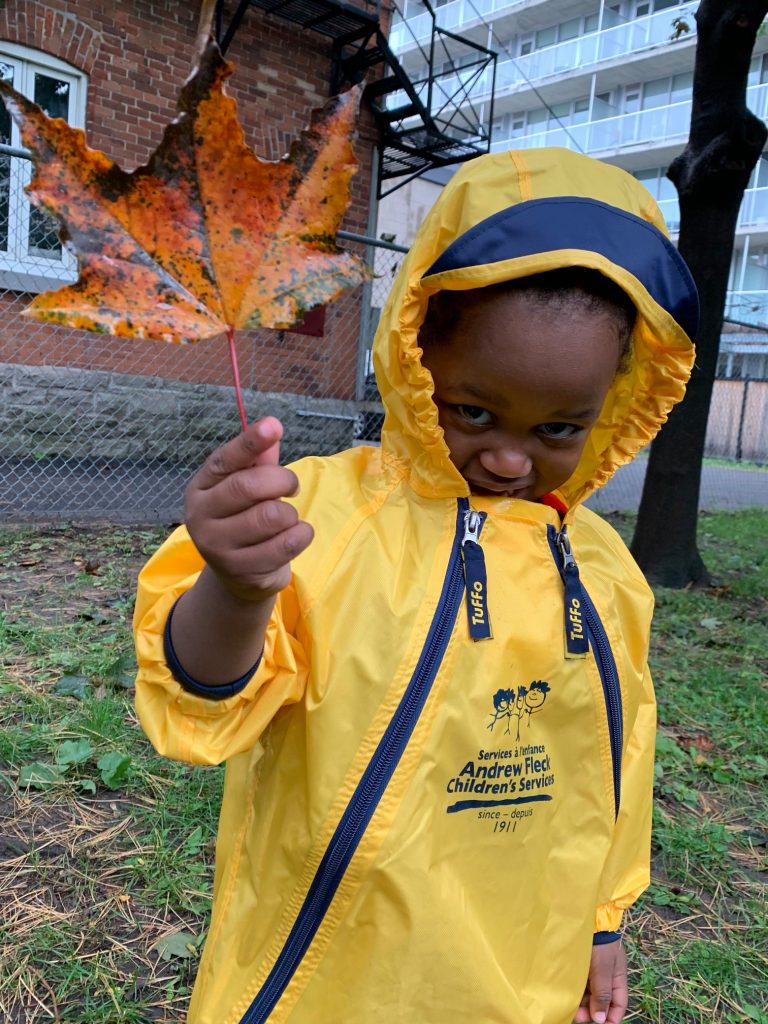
xmin=0 ymin=363 xmax=358 ymax=465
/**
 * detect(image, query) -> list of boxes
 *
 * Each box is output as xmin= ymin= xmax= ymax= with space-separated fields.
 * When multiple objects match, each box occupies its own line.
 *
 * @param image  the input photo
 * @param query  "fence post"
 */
xmin=355 ymin=155 xmax=380 ymax=401
xmin=735 ymin=376 xmax=751 ymax=462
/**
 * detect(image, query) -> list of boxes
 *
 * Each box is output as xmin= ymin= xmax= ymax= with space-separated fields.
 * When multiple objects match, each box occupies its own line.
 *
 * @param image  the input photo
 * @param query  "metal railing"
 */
xmin=392 ymin=1 xmax=697 ymax=82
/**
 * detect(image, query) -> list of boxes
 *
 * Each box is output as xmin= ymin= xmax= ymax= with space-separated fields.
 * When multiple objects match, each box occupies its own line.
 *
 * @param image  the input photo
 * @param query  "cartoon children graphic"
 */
xmin=488 ymin=681 xmax=551 ymax=739
xmin=523 ymin=681 xmax=551 ymax=729
xmin=488 ymin=688 xmax=516 ymax=735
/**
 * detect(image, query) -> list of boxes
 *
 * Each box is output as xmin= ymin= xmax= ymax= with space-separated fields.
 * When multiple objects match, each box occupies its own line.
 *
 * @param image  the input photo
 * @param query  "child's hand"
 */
xmin=184 ymin=417 xmax=314 ymax=603
xmin=573 ymin=940 xmax=628 ymax=1024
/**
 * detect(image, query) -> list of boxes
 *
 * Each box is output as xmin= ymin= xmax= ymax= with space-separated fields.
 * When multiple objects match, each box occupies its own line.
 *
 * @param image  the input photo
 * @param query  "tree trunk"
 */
xmin=630 ymin=0 xmax=768 ymax=588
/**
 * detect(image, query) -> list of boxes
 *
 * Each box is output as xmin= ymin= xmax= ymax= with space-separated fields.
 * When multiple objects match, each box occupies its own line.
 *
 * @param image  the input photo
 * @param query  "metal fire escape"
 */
xmin=215 ymin=0 xmax=497 ymax=197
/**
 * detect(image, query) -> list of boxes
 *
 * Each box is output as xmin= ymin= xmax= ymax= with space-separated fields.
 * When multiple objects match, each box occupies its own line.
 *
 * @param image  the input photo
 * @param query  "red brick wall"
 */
xmin=0 ymin=0 xmax=377 ymax=399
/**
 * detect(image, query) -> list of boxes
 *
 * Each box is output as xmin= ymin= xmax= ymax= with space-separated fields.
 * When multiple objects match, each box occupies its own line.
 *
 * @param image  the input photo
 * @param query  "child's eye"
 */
xmin=537 ymin=422 xmax=581 ymax=440
xmin=455 ymin=404 xmax=494 ymax=426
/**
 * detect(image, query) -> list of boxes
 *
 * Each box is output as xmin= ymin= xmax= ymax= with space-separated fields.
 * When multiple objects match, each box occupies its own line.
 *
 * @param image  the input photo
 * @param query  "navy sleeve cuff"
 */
xmin=592 ymin=930 xmax=622 ymax=946
xmin=163 ymin=597 xmax=261 ymax=701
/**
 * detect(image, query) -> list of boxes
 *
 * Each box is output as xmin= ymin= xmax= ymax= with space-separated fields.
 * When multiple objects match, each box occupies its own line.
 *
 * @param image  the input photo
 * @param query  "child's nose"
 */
xmin=478 ymin=446 xmax=533 ymax=480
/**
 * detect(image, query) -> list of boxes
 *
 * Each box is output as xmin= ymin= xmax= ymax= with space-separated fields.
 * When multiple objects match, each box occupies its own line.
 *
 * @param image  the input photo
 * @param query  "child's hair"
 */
xmin=420 ymin=268 xmax=637 ymax=374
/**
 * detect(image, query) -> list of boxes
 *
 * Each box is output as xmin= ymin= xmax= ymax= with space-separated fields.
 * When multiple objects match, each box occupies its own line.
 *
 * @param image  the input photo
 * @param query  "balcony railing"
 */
xmin=391 ymin=0 xmax=511 ymax=50
xmin=489 ymin=81 xmax=768 ymax=157
xmin=726 ymin=290 xmax=768 ymax=324
xmin=391 ymin=1 xmax=696 ymax=74
xmin=657 ymin=186 xmax=768 ymax=235
xmin=495 ymin=4 xmax=696 ymax=90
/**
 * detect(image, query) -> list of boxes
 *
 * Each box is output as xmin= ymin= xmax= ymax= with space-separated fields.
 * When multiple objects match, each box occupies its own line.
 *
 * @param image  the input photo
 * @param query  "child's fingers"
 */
xmin=588 ymin=942 xmax=627 ymax=1024
xmin=211 ymin=520 xmax=315 ymax=593
xmin=201 ymin=464 xmax=300 ymax=518
xmin=605 ymin=945 xmax=628 ymax=1024
xmin=572 ymin=1005 xmax=592 ymax=1024
xmin=194 ymin=417 xmax=284 ymax=490
xmin=213 ymin=498 xmax=302 ymax=550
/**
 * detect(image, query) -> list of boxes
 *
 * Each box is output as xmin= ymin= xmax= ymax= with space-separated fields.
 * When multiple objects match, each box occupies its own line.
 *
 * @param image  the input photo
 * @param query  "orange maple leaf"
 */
xmin=0 ymin=39 xmax=369 ymax=346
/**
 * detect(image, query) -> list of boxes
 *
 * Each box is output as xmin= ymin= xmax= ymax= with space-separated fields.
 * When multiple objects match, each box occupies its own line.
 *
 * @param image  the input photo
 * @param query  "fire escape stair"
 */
xmin=217 ymin=0 xmax=495 ymax=194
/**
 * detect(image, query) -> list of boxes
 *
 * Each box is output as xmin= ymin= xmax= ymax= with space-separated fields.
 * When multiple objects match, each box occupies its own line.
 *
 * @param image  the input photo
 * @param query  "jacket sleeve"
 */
xmin=133 ymin=525 xmax=309 ymax=767
xmin=594 ymin=662 xmax=656 ymax=933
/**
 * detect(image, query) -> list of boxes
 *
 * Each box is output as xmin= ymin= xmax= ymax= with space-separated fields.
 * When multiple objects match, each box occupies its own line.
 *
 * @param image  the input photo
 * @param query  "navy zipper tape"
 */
xmin=546 ymin=525 xmax=623 ymax=818
xmin=581 ymin=586 xmax=623 ymax=816
xmin=239 ymin=498 xmax=470 ymax=1024
xmin=163 ymin=598 xmax=261 ymax=700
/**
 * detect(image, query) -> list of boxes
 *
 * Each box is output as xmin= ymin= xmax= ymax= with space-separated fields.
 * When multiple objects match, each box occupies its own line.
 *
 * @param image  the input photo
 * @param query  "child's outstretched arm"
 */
xmin=169 ymin=416 xmax=315 ymax=685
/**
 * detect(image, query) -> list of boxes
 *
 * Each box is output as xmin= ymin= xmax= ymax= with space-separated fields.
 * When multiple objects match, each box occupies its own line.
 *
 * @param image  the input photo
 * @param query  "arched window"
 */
xmin=0 ymin=43 xmax=86 ymax=292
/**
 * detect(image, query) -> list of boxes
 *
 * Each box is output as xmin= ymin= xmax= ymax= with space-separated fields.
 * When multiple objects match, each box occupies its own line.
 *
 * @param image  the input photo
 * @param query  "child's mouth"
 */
xmin=469 ymin=482 xmax=533 ymax=499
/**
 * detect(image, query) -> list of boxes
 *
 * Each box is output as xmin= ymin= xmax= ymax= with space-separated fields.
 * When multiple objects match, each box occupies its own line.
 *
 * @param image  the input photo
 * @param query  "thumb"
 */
xmin=251 ymin=416 xmax=282 ymax=467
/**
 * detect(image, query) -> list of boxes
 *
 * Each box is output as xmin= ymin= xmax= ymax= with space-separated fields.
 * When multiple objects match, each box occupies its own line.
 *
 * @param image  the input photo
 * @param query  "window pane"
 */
xmin=744 ymin=247 xmax=768 ymax=291
xmin=28 ymin=206 xmax=62 ymax=257
xmin=0 ymin=64 xmax=13 ymax=253
xmin=584 ymin=13 xmax=600 ymax=32
xmin=33 ymin=72 xmax=70 ymax=120
xmin=670 ymin=71 xmax=693 ymax=102
xmin=657 ymin=174 xmax=676 ymax=201
xmin=527 ymin=107 xmax=547 ymax=125
xmin=0 ymin=62 xmax=13 ymax=146
xmin=559 ymin=18 xmax=580 ymax=41
xmin=623 ymin=87 xmax=641 ymax=114
xmin=548 ymin=101 xmax=570 ymax=128
xmin=535 ymin=26 xmax=557 ymax=49
xmin=642 ymin=77 xmax=670 ymax=109
xmin=635 ymin=168 xmax=658 ymax=188
xmin=654 ymin=0 xmax=680 ymax=10
xmin=28 ymin=72 xmax=69 ymax=255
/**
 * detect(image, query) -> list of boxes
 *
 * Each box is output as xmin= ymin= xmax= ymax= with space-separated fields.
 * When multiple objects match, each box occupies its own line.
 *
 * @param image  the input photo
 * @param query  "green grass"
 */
xmin=0 ymin=515 xmax=766 ymax=1022
xmin=0 ymin=524 xmax=222 ymax=1022
xmin=621 ymin=510 xmax=768 ymax=1023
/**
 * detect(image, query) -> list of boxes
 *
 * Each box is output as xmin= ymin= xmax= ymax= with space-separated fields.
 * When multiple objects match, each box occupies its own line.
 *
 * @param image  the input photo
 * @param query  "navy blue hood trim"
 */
xmin=422 ymin=196 xmax=700 ymax=341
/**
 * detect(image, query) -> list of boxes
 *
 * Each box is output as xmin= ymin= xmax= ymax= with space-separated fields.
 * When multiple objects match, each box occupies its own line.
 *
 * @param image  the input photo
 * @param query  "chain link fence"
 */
xmin=1 ymin=148 xmax=766 ymax=522
xmin=0 ymin=149 xmax=405 ymax=522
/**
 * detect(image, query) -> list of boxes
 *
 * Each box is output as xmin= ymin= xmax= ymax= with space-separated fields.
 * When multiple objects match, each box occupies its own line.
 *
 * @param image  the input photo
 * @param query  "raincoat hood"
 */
xmin=374 ymin=147 xmax=699 ymax=507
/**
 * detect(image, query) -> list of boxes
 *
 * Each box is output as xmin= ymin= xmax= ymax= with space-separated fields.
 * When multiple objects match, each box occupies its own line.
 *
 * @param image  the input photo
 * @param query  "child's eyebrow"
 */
xmin=452 ymin=382 xmax=600 ymax=421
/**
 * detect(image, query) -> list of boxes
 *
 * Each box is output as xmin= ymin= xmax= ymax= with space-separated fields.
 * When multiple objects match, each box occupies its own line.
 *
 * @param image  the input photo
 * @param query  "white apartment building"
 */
xmin=381 ymin=0 xmax=768 ymax=380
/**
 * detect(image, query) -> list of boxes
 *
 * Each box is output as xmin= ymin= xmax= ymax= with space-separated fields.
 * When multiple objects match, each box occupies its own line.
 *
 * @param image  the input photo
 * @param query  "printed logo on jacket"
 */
xmin=445 ymin=681 xmax=556 ymax=833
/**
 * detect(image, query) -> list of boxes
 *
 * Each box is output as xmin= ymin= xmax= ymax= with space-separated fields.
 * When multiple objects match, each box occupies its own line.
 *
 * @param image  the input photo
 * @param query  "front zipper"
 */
xmin=239 ymin=498 xmax=471 ymax=1024
xmin=547 ymin=524 xmax=623 ymax=818
xmin=461 ymin=508 xmax=491 ymax=640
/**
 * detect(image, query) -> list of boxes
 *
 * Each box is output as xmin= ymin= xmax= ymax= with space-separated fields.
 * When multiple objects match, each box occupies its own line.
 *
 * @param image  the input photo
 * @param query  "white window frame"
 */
xmin=0 ymin=43 xmax=86 ymax=293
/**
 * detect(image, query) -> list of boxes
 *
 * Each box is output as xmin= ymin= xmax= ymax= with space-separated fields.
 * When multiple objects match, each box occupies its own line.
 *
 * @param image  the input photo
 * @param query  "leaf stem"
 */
xmin=226 ymin=326 xmax=248 ymax=431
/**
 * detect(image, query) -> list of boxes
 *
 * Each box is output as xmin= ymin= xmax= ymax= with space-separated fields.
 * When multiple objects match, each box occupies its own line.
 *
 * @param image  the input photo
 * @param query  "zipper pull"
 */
xmin=462 ymin=510 xmax=492 ymax=641
xmin=556 ymin=527 xmax=589 ymax=659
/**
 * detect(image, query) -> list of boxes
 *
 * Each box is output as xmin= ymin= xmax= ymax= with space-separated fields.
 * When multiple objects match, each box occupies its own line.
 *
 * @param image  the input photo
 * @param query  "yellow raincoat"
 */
xmin=134 ymin=148 xmax=697 ymax=1024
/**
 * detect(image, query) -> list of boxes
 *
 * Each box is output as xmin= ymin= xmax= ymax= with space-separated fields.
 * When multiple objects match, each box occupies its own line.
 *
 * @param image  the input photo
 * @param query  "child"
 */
xmin=134 ymin=146 xmax=698 ymax=1024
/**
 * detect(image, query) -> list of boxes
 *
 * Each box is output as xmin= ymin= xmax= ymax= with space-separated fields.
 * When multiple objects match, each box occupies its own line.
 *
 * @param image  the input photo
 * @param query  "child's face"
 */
xmin=420 ymin=289 xmax=623 ymax=499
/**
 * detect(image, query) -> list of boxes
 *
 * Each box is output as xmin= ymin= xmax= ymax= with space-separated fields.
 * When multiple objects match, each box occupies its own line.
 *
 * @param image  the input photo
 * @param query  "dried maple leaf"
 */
xmin=0 ymin=37 xmax=369 ymax=423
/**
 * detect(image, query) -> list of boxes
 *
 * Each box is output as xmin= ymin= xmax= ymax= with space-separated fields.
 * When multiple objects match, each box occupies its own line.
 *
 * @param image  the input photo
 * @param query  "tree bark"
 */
xmin=630 ymin=0 xmax=768 ymax=588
